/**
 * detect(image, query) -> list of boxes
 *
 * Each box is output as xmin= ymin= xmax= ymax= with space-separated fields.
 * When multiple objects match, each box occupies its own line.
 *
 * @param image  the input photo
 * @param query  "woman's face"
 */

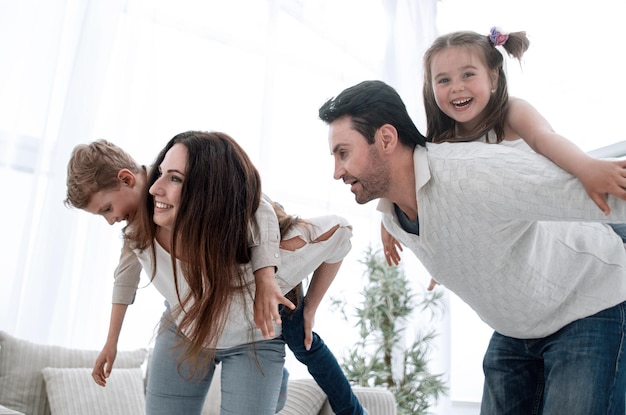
xmin=149 ymin=143 xmax=188 ymax=233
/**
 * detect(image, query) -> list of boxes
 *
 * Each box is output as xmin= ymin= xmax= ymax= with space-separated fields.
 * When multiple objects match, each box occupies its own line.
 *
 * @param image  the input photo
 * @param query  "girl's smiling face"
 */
xmin=430 ymin=46 xmax=498 ymax=136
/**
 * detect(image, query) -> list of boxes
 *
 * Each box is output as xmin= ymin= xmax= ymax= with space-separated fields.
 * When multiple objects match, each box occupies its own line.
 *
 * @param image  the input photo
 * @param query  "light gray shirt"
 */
xmin=378 ymin=141 xmax=626 ymax=338
xmin=135 ymin=215 xmax=352 ymax=348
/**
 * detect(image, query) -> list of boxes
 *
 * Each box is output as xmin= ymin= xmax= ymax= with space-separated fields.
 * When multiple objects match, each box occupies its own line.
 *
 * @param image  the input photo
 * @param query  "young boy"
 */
xmin=65 ymin=139 xmax=368 ymax=415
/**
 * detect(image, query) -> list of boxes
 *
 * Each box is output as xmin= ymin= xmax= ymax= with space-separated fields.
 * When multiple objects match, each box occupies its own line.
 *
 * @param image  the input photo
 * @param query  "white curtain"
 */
xmin=1 ymin=0 xmax=437 ymax=351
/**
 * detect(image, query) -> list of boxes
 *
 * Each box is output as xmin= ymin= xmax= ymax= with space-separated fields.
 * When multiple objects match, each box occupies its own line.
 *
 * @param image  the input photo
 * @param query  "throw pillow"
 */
xmin=42 ymin=367 xmax=145 ymax=415
xmin=277 ymin=379 xmax=327 ymax=415
xmin=0 ymin=331 xmax=147 ymax=415
xmin=0 ymin=404 xmax=25 ymax=415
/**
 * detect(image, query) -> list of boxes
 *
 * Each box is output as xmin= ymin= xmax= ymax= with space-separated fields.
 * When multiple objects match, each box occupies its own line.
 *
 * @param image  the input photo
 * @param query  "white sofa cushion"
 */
xmin=0 ymin=331 xmax=147 ymax=415
xmin=42 ymin=367 xmax=145 ymax=415
xmin=0 ymin=404 xmax=24 ymax=415
xmin=277 ymin=379 xmax=327 ymax=415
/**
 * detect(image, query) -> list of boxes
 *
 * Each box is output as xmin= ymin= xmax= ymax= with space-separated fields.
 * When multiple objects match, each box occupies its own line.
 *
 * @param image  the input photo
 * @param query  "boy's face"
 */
xmin=84 ymin=170 xmax=142 ymax=225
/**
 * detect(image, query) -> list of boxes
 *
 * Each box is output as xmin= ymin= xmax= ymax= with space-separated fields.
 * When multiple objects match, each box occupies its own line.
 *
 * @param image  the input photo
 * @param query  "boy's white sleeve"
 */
xmin=248 ymin=194 xmax=281 ymax=273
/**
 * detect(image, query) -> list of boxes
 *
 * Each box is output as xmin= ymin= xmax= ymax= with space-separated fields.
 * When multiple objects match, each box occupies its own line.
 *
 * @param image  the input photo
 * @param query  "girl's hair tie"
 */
xmin=489 ymin=27 xmax=509 ymax=46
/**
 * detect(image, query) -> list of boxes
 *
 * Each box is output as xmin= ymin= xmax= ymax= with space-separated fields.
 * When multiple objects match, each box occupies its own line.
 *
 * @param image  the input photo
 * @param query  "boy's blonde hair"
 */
xmin=65 ymin=139 xmax=142 ymax=209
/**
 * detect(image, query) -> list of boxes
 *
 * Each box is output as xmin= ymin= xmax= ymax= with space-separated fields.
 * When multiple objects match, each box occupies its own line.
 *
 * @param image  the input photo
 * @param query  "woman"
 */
xmin=127 ymin=131 xmax=353 ymax=414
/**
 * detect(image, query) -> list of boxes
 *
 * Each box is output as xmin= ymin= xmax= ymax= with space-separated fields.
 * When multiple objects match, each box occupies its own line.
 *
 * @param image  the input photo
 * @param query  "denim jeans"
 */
xmin=609 ymin=223 xmax=626 ymax=242
xmin=281 ymin=299 xmax=366 ymax=415
xmin=481 ymin=301 xmax=626 ymax=415
xmin=146 ymin=321 xmax=287 ymax=415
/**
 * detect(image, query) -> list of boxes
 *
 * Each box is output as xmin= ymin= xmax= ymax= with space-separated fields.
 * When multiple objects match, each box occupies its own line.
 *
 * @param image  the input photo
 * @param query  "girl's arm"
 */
xmin=381 ymin=221 xmax=403 ymax=266
xmin=301 ymin=260 xmax=343 ymax=350
xmin=506 ymin=97 xmax=626 ymax=214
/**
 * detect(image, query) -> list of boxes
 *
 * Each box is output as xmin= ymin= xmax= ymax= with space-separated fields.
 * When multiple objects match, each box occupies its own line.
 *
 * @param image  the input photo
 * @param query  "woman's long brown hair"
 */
xmin=127 ymin=131 xmax=261 ymax=376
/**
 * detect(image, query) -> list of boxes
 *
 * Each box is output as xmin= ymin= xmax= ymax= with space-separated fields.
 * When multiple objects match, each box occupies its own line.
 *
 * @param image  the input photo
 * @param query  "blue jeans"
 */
xmin=610 ymin=223 xmax=626 ymax=242
xmin=281 ymin=299 xmax=366 ymax=415
xmin=481 ymin=301 xmax=626 ymax=415
xmin=146 ymin=322 xmax=287 ymax=415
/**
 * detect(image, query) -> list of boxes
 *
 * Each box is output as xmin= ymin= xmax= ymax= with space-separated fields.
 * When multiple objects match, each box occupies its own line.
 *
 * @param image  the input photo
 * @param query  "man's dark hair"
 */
xmin=318 ymin=80 xmax=426 ymax=148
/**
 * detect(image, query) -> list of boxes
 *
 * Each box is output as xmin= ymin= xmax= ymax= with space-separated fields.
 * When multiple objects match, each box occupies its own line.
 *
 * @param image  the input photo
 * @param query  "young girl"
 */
xmin=382 ymin=28 xmax=626 ymax=265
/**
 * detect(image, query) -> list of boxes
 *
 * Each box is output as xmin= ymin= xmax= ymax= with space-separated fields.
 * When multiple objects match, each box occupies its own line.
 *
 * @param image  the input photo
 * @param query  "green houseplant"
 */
xmin=331 ymin=246 xmax=447 ymax=415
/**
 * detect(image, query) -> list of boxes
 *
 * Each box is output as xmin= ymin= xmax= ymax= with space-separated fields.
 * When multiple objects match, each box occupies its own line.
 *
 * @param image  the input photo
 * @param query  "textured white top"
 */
xmin=111 ymin=195 xmax=281 ymax=304
xmin=135 ymin=215 xmax=352 ymax=348
xmin=378 ymin=141 xmax=626 ymax=338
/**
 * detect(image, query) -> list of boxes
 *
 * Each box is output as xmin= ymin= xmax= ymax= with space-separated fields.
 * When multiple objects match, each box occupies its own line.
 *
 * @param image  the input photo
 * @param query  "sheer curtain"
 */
xmin=1 ymin=0 xmax=437 ymax=354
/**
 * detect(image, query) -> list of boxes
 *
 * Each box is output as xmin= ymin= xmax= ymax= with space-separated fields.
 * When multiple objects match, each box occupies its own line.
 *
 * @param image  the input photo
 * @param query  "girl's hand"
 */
xmin=302 ymin=300 xmax=317 ymax=351
xmin=381 ymin=222 xmax=403 ymax=266
xmin=578 ymin=158 xmax=626 ymax=215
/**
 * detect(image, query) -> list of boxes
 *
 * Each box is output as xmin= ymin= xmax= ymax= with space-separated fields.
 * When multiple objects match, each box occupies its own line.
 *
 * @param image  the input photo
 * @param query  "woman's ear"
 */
xmin=117 ymin=169 xmax=137 ymax=187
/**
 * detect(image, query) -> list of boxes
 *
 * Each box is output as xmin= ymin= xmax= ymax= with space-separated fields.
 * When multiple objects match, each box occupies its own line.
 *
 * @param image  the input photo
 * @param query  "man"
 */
xmin=319 ymin=80 xmax=626 ymax=414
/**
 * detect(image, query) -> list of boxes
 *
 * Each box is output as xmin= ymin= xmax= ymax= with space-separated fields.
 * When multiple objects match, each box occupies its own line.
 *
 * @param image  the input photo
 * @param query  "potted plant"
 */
xmin=331 ymin=246 xmax=447 ymax=415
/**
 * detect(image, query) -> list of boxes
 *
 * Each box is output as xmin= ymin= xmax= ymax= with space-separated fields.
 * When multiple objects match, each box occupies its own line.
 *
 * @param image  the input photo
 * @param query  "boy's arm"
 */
xmin=507 ymin=97 xmax=626 ymax=214
xmin=250 ymin=195 xmax=295 ymax=339
xmin=92 ymin=303 xmax=127 ymax=387
xmin=93 ymin=242 xmax=141 ymax=386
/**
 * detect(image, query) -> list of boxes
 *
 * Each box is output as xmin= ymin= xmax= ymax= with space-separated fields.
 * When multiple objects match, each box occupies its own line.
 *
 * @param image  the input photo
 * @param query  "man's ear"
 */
xmin=117 ymin=169 xmax=137 ymax=187
xmin=378 ymin=124 xmax=399 ymax=153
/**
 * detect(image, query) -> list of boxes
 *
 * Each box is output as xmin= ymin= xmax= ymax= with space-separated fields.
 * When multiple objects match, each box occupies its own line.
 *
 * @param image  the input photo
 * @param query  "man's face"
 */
xmin=328 ymin=116 xmax=390 ymax=204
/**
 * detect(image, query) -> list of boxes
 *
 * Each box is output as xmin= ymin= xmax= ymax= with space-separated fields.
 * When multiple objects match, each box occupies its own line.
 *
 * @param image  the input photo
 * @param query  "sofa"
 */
xmin=0 ymin=331 xmax=396 ymax=415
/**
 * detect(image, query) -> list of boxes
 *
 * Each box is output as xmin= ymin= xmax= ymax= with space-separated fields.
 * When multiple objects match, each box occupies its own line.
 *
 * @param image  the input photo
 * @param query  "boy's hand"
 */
xmin=579 ymin=158 xmax=626 ymax=215
xmin=92 ymin=343 xmax=117 ymax=387
xmin=253 ymin=268 xmax=295 ymax=339
xmin=381 ymin=222 xmax=403 ymax=266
